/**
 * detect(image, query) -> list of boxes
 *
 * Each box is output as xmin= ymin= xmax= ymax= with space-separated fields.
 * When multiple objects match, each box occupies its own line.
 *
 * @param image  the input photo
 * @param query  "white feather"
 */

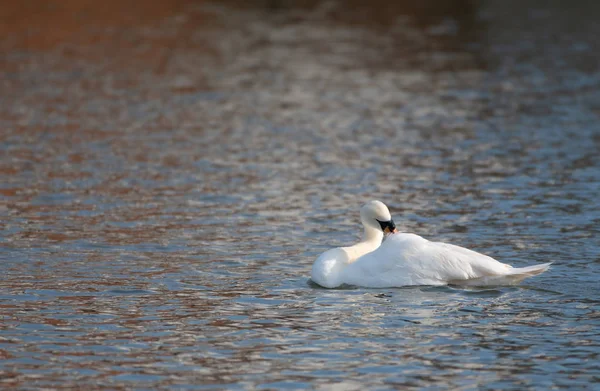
xmin=342 ymin=233 xmax=552 ymax=288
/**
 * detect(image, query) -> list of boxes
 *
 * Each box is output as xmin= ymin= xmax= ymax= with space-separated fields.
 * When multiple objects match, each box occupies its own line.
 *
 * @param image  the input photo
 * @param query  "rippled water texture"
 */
xmin=1 ymin=0 xmax=600 ymax=389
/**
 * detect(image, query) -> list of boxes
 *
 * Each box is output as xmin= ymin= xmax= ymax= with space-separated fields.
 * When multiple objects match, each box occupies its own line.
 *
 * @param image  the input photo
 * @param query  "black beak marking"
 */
xmin=376 ymin=219 xmax=396 ymax=232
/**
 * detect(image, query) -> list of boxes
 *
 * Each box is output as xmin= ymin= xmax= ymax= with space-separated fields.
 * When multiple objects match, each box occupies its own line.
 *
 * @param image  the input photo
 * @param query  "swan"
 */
xmin=311 ymin=200 xmax=551 ymax=288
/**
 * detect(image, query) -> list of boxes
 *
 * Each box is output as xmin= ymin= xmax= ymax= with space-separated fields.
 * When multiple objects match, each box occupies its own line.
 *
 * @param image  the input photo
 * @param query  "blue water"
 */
xmin=1 ymin=0 xmax=599 ymax=389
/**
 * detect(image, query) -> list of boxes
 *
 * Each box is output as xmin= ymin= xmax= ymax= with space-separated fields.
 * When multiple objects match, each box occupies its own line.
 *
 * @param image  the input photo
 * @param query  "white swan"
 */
xmin=311 ymin=200 xmax=551 ymax=288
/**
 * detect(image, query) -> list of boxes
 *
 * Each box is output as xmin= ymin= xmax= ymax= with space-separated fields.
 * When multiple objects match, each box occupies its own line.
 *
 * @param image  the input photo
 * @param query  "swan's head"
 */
xmin=360 ymin=200 xmax=397 ymax=234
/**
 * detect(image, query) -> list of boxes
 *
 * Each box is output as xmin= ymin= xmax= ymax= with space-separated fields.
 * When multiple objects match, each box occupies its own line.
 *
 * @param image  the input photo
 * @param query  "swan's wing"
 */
xmin=343 ymin=233 xmax=511 ymax=287
xmin=343 ymin=233 xmax=443 ymax=287
xmin=430 ymin=241 xmax=511 ymax=278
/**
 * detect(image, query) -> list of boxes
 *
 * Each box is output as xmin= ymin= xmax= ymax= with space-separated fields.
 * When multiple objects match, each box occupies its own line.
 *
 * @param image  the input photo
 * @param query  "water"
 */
xmin=1 ymin=0 xmax=600 ymax=389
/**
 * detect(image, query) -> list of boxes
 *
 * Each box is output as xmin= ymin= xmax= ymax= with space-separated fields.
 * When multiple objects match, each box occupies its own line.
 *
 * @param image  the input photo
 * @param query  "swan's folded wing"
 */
xmin=429 ymin=242 xmax=511 ymax=279
xmin=345 ymin=235 xmax=511 ymax=287
xmin=340 ymin=233 xmax=546 ymax=288
xmin=342 ymin=233 xmax=445 ymax=287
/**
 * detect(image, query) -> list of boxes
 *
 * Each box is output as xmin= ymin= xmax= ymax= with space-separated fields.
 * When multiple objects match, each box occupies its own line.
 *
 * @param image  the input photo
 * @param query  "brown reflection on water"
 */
xmin=1 ymin=0 xmax=195 ymax=50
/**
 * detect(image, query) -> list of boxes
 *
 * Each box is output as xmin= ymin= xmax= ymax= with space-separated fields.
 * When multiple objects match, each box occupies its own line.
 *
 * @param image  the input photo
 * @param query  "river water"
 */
xmin=1 ymin=0 xmax=599 ymax=389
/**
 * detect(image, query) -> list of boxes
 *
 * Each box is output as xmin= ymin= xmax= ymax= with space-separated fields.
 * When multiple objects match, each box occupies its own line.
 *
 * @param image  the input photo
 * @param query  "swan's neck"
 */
xmin=362 ymin=225 xmax=383 ymax=244
xmin=343 ymin=225 xmax=383 ymax=264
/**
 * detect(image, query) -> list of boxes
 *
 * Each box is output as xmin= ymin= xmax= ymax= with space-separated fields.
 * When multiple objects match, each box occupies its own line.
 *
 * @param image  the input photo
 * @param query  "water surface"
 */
xmin=1 ymin=0 xmax=600 ymax=389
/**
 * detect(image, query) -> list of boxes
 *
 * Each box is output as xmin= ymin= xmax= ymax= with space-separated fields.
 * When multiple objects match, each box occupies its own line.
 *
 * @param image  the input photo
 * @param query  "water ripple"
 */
xmin=1 ymin=0 xmax=600 ymax=389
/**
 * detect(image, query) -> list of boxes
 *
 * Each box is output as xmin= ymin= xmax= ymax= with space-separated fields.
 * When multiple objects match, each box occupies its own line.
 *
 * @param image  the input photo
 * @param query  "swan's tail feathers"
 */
xmin=452 ymin=262 xmax=552 ymax=287
xmin=507 ymin=262 xmax=553 ymax=278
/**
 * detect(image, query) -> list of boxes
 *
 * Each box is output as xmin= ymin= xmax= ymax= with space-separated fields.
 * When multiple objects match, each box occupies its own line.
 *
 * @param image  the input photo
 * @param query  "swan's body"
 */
xmin=311 ymin=201 xmax=551 ymax=288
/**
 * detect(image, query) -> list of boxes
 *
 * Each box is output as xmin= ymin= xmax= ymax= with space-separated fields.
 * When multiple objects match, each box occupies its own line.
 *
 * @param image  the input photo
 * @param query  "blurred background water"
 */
xmin=1 ymin=0 xmax=599 ymax=389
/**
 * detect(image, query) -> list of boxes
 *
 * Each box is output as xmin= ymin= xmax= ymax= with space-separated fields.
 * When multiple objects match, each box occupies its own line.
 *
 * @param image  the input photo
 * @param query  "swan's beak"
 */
xmin=385 ymin=226 xmax=398 ymax=235
xmin=377 ymin=219 xmax=397 ymax=235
